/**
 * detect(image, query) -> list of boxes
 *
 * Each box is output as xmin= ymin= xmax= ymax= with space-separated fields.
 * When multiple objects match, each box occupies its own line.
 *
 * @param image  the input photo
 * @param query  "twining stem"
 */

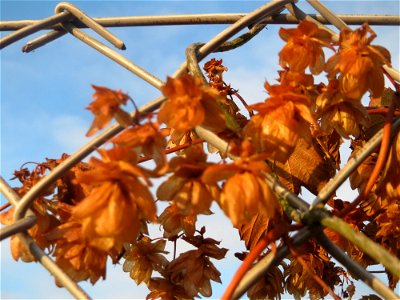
xmin=337 ymin=100 xmax=395 ymax=217
xmin=222 ymin=223 xmax=303 ymax=300
xmin=221 ymin=235 xmax=269 ymax=300
xmin=0 ymin=201 xmax=11 ymax=212
xmin=231 ymin=90 xmax=254 ymax=117
xmin=137 ymin=138 xmax=205 ymax=163
xmin=366 ymin=107 xmax=400 ymax=116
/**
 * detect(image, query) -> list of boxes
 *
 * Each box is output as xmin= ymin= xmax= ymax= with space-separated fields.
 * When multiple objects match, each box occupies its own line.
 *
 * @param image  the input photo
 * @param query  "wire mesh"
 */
xmin=1 ymin=1 xmax=399 ymax=299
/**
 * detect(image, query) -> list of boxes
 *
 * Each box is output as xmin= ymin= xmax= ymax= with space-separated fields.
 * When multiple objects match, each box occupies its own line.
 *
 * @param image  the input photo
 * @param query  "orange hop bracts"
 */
xmin=146 ymin=277 xmax=191 ymax=300
xmin=0 ymin=202 xmax=59 ymax=262
xmin=202 ymin=142 xmax=280 ymax=227
xmin=112 ymin=122 xmax=169 ymax=175
xmin=325 ymin=23 xmax=391 ymax=99
xmin=158 ymin=204 xmax=197 ymax=237
xmin=383 ymin=132 xmax=400 ymax=200
xmin=279 ymin=20 xmax=333 ymax=74
xmin=46 ymin=220 xmax=108 ymax=285
xmin=158 ymin=73 xmax=226 ymax=133
xmin=316 ymin=80 xmax=369 ymax=138
xmin=157 ymin=145 xmax=219 ymax=216
xmin=86 ymin=85 xmax=132 ymax=136
xmin=243 ymin=82 xmax=315 ymax=162
xmin=123 ymin=236 xmax=169 ymax=285
xmin=72 ymin=146 xmax=156 ymax=252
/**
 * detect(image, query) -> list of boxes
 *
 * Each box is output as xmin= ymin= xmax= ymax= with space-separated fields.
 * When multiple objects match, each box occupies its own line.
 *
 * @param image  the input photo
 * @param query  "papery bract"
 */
xmin=158 ymin=204 xmax=197 ymax=237
xmin=157 ymin=146 xmax=218 ymax=216
xmin=86 ymin=85 xmax=131 ymax=136
xmin=123 ymin=236 xmax=168 ymax=285
xmin=316 ymin=80 xmax=369 ymax=138
xmin=243 ymin=83 xmax=315 ymax=161
xmin=202 ymin=145 xmax=280 ymax=227
xmin=168 ymin=249 xmax=222 ymax=298
xmin=158 ymin=74 xmax=226 ymax=133
xmin=73 ymin=146 xmax=156 ymax=252
xmin=325 ymin=23 xmax=391 ymax=99
xmin=46 ymin=220 xmax=109 ymax=285
xmin=112 ymin=122 xmax=168 ymax=175
xmin=279 ymin=20 xmax=333 ymax=74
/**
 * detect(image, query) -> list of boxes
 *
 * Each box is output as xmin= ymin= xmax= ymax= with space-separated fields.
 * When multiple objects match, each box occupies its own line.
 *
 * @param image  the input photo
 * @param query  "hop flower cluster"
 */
xmin=3 ymin=19 xmax=399 ymax=300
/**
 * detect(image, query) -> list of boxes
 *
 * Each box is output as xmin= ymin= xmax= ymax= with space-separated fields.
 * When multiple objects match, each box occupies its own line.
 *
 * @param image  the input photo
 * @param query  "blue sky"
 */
xmin=1 ymin=1 xmax=399 ymax=299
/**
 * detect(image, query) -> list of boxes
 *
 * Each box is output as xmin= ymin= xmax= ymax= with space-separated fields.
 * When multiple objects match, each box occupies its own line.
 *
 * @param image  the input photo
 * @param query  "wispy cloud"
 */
xmin=50 ymin=115 xmax=90 ymax=153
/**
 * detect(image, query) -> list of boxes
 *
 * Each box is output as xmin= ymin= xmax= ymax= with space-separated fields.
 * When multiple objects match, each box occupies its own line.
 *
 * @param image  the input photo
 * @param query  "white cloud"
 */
xmin=50 ymin=115 xmax=91 ymax=153
xmin=2 ymin=1 xmax=399 ymax=299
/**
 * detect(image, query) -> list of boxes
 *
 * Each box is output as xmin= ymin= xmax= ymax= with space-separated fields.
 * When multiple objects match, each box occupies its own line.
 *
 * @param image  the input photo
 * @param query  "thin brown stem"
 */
xmin=231 ymin=90 xmax=254 ymax=117
xmin=337 ymin=100 xmax=395 ymax=217
xmin=0 ymin=201 xmax=11 ymax=212
xmin=137 ymin=138 xmax=205 ymax=163
xmin=383 ymin=66 xmax=400 ymax=93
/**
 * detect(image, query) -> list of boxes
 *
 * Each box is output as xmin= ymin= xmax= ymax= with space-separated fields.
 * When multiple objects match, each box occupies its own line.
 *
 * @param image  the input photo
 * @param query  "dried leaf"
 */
xmin=316 ymin=130 xmax=343 ymax=170
xmin=369 ymin=87 xmax=395 ymax=107
xmin=238 ymin=213 xmax=269 ymax=250
xmin=271 ymin=137 xmax=336 ymax=195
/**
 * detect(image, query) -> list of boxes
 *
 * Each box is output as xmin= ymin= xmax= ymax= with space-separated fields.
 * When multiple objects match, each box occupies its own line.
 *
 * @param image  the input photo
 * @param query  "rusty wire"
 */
xmin=1 ymin=1 xmax=400 ymax=299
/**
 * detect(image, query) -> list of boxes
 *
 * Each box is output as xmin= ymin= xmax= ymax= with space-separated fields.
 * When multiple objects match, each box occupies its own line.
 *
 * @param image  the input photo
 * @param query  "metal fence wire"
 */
xmin=1 ymin=1 xmax=400 ymax=299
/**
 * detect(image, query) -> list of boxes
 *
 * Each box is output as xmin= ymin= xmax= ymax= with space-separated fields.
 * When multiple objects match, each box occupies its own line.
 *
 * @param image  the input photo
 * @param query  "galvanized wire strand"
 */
xmin=286 ymin=1 xmax=400 ymax=83
xmin=194 ymin=121 xmax=400 ymax=295
xmin=173 ymin=0 xmax=292 ymax=79
xmin=234 ymin=220 xmax=400 ymax=299
xmin=0 ymin=176 xmax=22 ymax=207
xmin=3 ymin=1 xmax=399 ymax=298
xmin=0 ymin=176 xmax=36 ymax=221
xmin=19 ymin=231 xmax=92 ymax=299
xmin=0 ymin=176 xmax=90 ymax=299
xmin=186 ymin=43 xmax=208 ymax=81
xmin=10 ymin=98 xmax=163 ymax=224
xmin=59 ymin=22 xmax=164 ymax=89
xmin=232 ymin=227 xmax=313 ymax=299
xmin=284 ymin=2 xmax=338 ymax=40
xmin=195 ymin=112 xmax=400 ymax=295
xmin=0 ymin=11 xmax=71 ymax=49
xmin=315 ymin=232 xmax=399 ymax=299
xmin=193 ymin=126 xmax=310 ymax=213
xmin=311 ymin=117 xmax=400 ymax=208
xmin=18 ymin=2 xmax=127 ymax=53
xmin=319 ymin=213 xmax=400 ymax=279
xmin=2 ymin=14 xmax=399 ymax=32
xmin=22 ymin=29 xmax=66 ymax=53
xmin=186 ymin=23 xmax=267 ymax=78
xmin=0 ymin=216 xmax=37 ymax=240
xmin=192 ymin=0 xmax=292 ymax=63
xmin=186 ymin=23 xmax=267 ymax=79
xmin=19 ymin=3 xmax=279 ymax=55
xmin=55 ymin=2 xmax=125 ymax=50
xmin=306 ymin=0 xmax=348 ymax=30
xmin=307 ymin=1 xmax=400 ymax=82
xmin=12 ymin=0 xmax=294 ymax=226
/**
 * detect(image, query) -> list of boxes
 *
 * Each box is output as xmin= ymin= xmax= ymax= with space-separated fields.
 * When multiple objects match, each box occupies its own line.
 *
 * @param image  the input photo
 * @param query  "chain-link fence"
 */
xmin=1 ymin=1 xmax=399 ymax=299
